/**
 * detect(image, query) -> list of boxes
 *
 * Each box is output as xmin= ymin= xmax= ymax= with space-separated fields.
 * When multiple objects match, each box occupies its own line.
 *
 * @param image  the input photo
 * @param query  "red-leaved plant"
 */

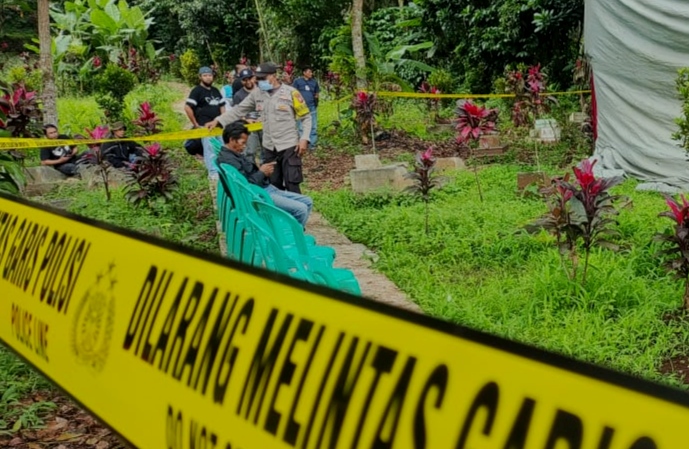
xmin=351 ymin=91 xmax=377 ymax=146
xmin=0 ymin=81 xmax=42 ymax=138
xmin=405 ymin=147 xmax=443 ymax=235
xmin=505 ymin=64 xmax=557 ymax=127
xmin=455 ymin=100 xmax=498 ymax=202
xmin=125 ymin=143 xmax=177 ymax=204
xmin=79 ymin=125 xmax=113 ymax=201
xmin=654 ymin=195 xmax=689 ymax=310
xmin=527 ymin=159 xmax=629 ymax=284
xmin=0 ymin=81 xmax=41 ymax=193
xmin=132 ymin=102 xmax=163 ymax=135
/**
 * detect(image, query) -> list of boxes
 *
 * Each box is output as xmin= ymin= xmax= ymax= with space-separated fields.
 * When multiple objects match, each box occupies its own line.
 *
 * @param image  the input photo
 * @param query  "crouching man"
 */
xmin=40 ymin=124 xmax=81 ymax=176
xmin=217 ymin=121 xmax=312 ymax=227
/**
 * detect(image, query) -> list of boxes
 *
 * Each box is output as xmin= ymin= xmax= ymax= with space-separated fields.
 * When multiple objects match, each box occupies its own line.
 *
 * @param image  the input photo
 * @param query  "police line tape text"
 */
xmin=10 ymin=302 xmax=49 ymax=362
xmin=124 ymin=265 xmax=659 ymax=449
xmin=0 ymin=210 xmax=91 ymax=313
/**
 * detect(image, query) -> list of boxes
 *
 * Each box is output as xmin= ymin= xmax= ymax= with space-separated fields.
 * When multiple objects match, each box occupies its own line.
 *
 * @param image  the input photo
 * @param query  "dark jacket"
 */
xmin=216 ymin=148 xmax=270 ymax=187
xmin=101 ymin=140 xmax=142 ymax=168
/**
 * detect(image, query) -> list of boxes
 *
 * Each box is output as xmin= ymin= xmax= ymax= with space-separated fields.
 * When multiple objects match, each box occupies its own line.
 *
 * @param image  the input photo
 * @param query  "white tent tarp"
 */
xmin=585 ymin=0 xmax=689 ymax=191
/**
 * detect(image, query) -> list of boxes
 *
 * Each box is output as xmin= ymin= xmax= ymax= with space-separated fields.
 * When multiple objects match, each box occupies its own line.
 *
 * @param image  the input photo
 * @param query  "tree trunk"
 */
xmin=351 ymin=0 xmax=367 ymax=89
xmin=38 ymin=0 xmax=57 ymax=125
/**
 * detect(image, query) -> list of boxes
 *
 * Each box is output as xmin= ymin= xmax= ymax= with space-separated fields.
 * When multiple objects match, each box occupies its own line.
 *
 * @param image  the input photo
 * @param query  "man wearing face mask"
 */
xmin=232 ymin=68 xmax=262 ymax=162
xmin=206 ymin=62 xmax=312 ymax=194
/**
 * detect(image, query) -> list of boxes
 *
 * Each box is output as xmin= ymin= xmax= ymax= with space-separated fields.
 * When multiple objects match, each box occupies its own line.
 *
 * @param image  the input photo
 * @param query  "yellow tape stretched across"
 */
xmin=0 ymin=123 xmax=264 ymax=151
xmin=374 ymin=89 xmax=592 ymax=99
xmin=0 ymin=89 xmax=588 ymax=150
xmin=1 ymin=194 xmax=689 ymax=448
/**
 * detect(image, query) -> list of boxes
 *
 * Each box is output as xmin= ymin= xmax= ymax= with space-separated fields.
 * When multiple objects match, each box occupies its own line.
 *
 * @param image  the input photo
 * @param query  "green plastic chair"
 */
xmin=245 ymin=214 xmax=313 ymax=282
xmin=252 ymin=200 xmax=360 ymax=295
xmin=251 ymin=199 xmax=335 ymax=265
xmin=215 ymin=164 xmax=259 ymax=263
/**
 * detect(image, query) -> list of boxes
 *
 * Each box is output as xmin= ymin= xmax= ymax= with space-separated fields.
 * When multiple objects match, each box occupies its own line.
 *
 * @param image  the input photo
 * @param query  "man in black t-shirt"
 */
xmin=232 ymin=68 xmax=256 ymax=106
xmin=184 ymin=66 xmax=225 ymax=128
xmin=40 ymin=124 xmax=80 ymax=176
xmin=184 ymin=66 xmax=226 ymax=178
xmin=101 ymin=121 xmax=143 ymax=168
xmin=232 ymin=63 xmax=246 ymax=96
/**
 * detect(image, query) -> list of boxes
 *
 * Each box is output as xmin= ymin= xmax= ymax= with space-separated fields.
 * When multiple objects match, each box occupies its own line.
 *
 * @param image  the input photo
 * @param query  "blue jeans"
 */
xmin=202 ymin=137 xmax=219 ymax=178
xmin=297 ymin=106 xmax=318 ymax=149
xmin=265 ymin=184 xmax=313 ymax=227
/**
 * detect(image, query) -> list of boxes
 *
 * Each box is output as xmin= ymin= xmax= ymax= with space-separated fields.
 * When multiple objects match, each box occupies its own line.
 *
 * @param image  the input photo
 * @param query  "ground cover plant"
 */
xmin=312 ymin=164 xmax=689 ymax=387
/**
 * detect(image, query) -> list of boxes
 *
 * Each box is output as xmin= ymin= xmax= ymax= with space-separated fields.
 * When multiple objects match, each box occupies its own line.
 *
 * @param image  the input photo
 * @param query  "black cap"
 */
xmin=239 ymin=68 xmax=254 ymax=80
xmin=254 ymin=62 xmax=278 ymax=78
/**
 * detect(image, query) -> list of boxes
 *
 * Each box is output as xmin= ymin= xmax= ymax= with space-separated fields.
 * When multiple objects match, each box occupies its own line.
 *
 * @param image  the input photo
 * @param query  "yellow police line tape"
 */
xmin=1 ymin=192 xmax=688 ymax=449
xmin=0 ymin=90 xmax=590 ymax=151
xmin=336 ymin=89 xmax=592 ymax=101
xmin=0 ymin=123 xmax=264 ymax=151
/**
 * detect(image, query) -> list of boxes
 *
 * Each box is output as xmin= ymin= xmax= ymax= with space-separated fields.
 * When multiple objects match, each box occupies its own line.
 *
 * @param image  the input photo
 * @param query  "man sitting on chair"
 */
xmin=216 ymin=121 xmax=313 ymax=227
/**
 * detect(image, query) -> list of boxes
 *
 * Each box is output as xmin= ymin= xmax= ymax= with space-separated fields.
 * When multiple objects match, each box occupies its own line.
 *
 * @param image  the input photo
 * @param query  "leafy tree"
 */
xmin=134 ymin=0 xmax=260 ymax=69
xmin=0 ymin=0 xmax=37 ymax=51
xmin=417 ymin=0 xmax=583 ymax=92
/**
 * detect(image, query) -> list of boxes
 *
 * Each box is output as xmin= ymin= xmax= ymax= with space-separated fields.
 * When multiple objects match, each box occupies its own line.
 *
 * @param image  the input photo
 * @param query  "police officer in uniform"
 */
xmin=206 ymin=62 xmax=312 ymax=194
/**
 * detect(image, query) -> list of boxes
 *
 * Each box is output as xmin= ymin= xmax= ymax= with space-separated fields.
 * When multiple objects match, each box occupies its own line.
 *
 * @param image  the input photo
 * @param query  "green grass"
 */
xmin=39 ymin=152 xmax=218 ymax=255
xmin=0 ymin=346 xmax=55 ymax=434
xmin=313 ymin=164 xmax=689 ymax=387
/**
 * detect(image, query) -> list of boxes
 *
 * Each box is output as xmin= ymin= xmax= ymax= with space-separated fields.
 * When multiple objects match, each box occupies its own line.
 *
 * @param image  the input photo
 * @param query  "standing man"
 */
xmin=233 ymin=68 xmax=257 ymax=106
xmin=206 ymin=62 xmax=312 ymax=194
xmin=292 ymin=66 xmax=319 ymax=150
xmin=233 ymin=68 xmax=262 ymax=162
xmin=40 ymin=124 xmax=80 ymax=176
xmin=232 ymin=63 xmax=247 ymax=96
xmin=184 ymin=66 xmax=225 ymax=179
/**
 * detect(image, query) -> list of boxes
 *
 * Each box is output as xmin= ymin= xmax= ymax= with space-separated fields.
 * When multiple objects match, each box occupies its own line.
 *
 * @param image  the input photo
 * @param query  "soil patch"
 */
xmin=660 ymin=355 xmax=689 ymax=385
xmin=303 ymin=130 xmax=459 ymax=191
xmin=0 ymin=391 xmax=129 ymax=448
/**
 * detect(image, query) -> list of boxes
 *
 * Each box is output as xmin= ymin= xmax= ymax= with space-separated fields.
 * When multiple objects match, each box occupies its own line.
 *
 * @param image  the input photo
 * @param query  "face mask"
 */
xmin=258 ymin=80 xmax=273 ymax=91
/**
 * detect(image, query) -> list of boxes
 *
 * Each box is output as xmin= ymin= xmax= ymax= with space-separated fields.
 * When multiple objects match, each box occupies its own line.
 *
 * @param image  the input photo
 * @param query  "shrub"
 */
xmin=0 ymin=81 xmax=43 ymax=137
xmin=125 ymin=143 xmax=177 ymax=204
xmin=405 ymin=147 xmax=442 ymax=235
xmin=351 ymin=91 xmax=377 ymax=145
xmin=180 ymin=49 xmax=201 ymax=86
xmin=505 ymin=64 xmax=557 ymax=127
xmin=7 ymin=66 xmax=43 ymax=93
xmin=95 ymin=64 xmax=138 ymax=121
xmin=0 ymin=153 xmax=25 ymax=194
xmin=95 ymin=93 xmax=124 ymax=122
xmin=95 ymin=64 xmax=138 ymax=102
xmin=428 ymin=68 xmax=455 ymax=93
xmin=654 ymin=194 xmax=689 ymax=310
xmin=132 ymin=102 xmax=163 ymax=136
xmin=527 ymin=159 xmax=629 ymax=285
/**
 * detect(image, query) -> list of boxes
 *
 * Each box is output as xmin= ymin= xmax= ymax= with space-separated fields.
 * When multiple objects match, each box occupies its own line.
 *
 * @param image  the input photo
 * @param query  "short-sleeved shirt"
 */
xmin=292 ymin=77 xmax=319 ymax=108
xmin=232 ymin=78 xmax=244 ymax=96
xmin=233 ymin=87 xmax=254 ymax=108
xmin=40 ymin=135 xmax=76 ymax=167
xmin=216 ymin=84 xmax=312 ymax=152
xmin=186 ymin=85 xmax=224 ymax=126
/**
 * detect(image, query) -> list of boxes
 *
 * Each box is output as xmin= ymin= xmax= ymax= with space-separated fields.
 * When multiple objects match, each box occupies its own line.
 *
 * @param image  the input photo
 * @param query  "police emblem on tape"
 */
xmin=70 ymin=262 xmax=117 ymax=372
